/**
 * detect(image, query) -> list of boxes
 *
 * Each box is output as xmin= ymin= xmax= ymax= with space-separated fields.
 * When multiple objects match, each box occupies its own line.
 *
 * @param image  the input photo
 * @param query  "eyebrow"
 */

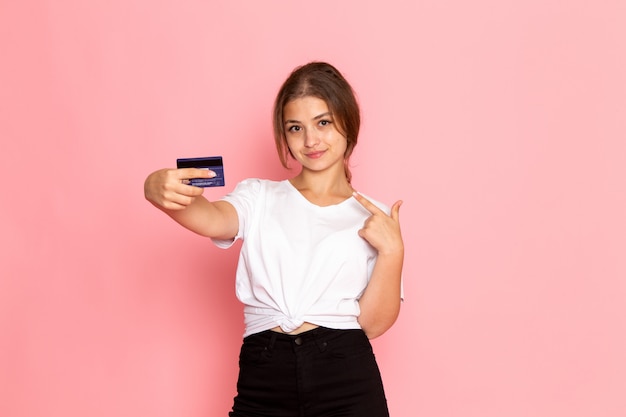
xmin=284 ymin=112 xmax=333 ymax=125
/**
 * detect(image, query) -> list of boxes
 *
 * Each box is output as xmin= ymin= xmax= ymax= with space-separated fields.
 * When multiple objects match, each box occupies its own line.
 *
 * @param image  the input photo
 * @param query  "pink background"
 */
xmin=1 ymin=1 xmax=625 ymax=416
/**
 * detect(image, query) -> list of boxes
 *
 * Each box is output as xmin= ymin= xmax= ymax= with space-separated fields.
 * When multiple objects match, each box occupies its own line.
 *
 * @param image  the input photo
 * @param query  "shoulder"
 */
xmin=229 ymin=178 xmax=286 ymax=194
xmin=224 ymin=178 xmax=291 ymax=205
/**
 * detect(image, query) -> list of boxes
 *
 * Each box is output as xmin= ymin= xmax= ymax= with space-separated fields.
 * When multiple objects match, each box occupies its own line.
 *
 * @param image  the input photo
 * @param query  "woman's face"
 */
xmin=283 ymin=96 xmax=347 ymax=176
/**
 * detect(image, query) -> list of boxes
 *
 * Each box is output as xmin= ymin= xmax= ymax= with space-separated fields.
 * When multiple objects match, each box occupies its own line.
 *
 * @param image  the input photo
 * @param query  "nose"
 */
xmin=304 ymin=128 xmax=320 ymax=147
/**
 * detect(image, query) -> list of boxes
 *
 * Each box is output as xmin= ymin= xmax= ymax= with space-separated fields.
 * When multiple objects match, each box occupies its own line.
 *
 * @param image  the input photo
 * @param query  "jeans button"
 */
xmin=294 ymin=337 xmax=303 ymax=346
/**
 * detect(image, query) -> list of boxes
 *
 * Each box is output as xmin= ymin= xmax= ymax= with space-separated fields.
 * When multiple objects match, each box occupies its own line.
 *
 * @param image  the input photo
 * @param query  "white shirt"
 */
xmin=213 ymin=179 xmax=389 ymax=337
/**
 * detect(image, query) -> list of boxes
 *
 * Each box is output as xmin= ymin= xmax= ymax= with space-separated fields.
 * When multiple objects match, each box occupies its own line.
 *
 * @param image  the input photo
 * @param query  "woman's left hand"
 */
xmin=352 ymin=192 xmax=404 ymax=255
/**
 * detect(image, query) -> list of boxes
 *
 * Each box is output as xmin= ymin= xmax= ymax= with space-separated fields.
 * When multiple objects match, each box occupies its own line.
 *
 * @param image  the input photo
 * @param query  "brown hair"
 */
xmin=273 ymin=62 xmax=360 ymax=183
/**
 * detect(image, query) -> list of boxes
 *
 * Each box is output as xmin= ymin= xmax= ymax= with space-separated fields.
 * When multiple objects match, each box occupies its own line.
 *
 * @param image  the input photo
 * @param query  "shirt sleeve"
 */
xmin=211 ymin=178 xmax=262 ymax=249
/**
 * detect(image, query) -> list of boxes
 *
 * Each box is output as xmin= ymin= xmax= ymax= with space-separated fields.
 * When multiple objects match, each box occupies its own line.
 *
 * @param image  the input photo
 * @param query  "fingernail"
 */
xmin=200 ymin=168 xmax=216 ymax=177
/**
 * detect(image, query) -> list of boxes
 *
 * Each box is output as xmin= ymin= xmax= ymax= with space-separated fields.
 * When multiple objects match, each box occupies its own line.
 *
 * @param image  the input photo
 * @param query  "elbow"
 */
xmin=362 ymin=327 xmax=387 ymax=340
xmin=358 ymin=310 xmax=400 ymax=339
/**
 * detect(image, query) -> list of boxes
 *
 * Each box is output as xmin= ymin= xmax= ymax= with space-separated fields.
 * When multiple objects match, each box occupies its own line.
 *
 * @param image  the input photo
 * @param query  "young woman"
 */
xmin=144 ymin=62 xmax=404 ymax=417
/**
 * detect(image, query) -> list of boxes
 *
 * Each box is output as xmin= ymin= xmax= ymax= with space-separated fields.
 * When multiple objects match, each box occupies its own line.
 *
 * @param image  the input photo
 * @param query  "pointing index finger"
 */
xmin=352 ymin=191 xmax=384 ymax=215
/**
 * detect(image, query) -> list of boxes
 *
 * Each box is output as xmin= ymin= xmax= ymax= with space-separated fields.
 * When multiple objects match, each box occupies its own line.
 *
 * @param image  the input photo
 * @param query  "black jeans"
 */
xmin=229 ymin=327 xmax=390 ymax=417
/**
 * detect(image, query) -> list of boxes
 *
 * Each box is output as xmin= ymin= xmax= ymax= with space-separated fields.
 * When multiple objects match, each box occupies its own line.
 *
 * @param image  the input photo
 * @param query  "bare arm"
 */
xmin=352 ymin=192 xmax=404 ymax=339
xmin=144 ymin=168 xmax=238 ymax=240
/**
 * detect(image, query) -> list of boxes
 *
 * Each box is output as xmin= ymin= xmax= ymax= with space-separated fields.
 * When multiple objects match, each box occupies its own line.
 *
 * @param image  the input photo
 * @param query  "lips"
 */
xmin=305 ymin=150 xmax=326 ymax=159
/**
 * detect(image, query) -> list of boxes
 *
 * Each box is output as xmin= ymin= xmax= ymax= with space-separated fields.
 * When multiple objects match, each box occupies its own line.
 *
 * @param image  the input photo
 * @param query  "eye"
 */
xmin=287 ymin=125 xmax=302 ymax=132
xmin=319 ymin=119 xmax=332 ymax=127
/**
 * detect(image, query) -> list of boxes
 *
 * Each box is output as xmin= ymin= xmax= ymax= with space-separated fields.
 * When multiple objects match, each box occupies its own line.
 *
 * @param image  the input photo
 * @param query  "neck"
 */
xmin=289 ymin=169 xmax=353 ymax=206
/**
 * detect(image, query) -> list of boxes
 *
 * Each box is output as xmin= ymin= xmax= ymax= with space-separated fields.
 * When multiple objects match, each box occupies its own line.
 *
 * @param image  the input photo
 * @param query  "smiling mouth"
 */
xmin=305 ymin=151 xmax=326 ymax=159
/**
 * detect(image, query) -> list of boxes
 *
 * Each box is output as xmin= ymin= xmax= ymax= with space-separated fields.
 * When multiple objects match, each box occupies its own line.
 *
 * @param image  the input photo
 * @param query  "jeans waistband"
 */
xmin=245 ymin=326 xmax=365 ymax=353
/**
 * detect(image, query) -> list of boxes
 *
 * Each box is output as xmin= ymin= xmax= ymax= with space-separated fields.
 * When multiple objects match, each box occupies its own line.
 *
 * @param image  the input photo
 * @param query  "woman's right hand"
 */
xmin=144 ymin=168 xmax=216 ymax=211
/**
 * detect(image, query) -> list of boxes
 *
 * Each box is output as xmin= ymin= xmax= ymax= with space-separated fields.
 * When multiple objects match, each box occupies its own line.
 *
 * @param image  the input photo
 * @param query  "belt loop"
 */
xmin=268 ymin=332 xmax=277 ymax=351
xmin=314 ymin=329 xmax=328 ymax=352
